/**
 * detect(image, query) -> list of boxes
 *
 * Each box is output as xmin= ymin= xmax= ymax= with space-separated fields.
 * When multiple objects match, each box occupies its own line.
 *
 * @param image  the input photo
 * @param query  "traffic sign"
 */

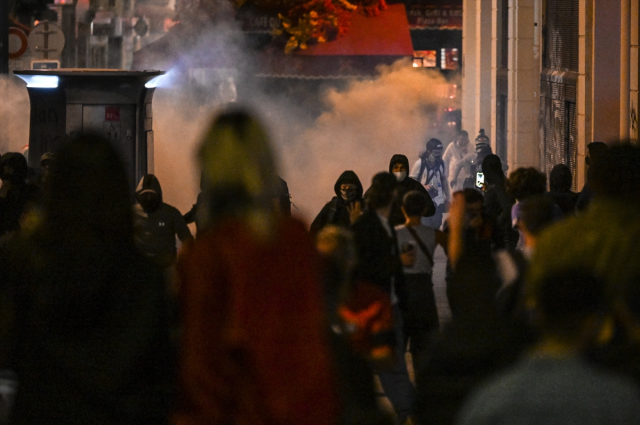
xmin=8 ymin=28 xmax=28 ymax=59
xmin=28 ymin=21 xmax=65 ymax=60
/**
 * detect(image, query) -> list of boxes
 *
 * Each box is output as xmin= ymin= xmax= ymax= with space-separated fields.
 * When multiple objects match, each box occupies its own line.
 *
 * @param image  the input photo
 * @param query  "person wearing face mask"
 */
xmin=386 ymin=154 xmax=435 ymax=227
xmin=133 ymin=174 xmax=194 ymax=269
xmin=310 ymin=170 xmax=364 ymax=237
xmin=410 ymin=138 xmax=450 ymax=230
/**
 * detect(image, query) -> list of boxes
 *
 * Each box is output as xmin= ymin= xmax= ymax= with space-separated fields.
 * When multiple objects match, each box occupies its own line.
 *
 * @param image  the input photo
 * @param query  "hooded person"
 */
xmin=0 ymin=152 xmax=41 ymax=241
xmin=547 ymin=164 xmax=578 ymax=217
xmin=310 ymin=170 xmax=364 ymax=236
xmin=133 ymin=174 xmax=194 ymax=268
xmin=387 ymin=154 xmax=435 ymax=227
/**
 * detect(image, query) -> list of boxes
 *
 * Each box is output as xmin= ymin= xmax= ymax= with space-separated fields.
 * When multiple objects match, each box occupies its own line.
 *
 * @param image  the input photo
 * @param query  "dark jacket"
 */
xmin=0 ymin=136 xmax=175 ymax=425
xmin=0 ymin=153 xmax=41 ymax=241
xmin=310 ymin=171 xmax=363 ymax=236
xmin=547 ymin=164 xmax=578 ymax=216
xmin=134 ymin=175 xmax=193 ymax=268
xmin=351 ymin=208 xmax=405 ymax=303
xmin=387 ymin=154 xmax=436 ymax=227
xmin=482 ymin=155 xmax=517 ymax=250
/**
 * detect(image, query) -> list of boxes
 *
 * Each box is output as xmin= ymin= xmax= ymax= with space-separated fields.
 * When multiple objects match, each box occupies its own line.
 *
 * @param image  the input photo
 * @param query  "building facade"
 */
xmin=462 ymin=0 xmax=639 ymax=189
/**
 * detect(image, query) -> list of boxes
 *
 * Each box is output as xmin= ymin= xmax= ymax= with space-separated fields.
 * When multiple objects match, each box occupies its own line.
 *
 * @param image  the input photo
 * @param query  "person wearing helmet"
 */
xmin=410 ymin=138 xmax=449 ymax=230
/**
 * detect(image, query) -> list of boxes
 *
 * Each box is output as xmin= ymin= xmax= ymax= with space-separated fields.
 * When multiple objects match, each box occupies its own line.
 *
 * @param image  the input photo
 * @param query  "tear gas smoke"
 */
xmin=151 ymin=60 xmax=458 ymax=224
xmin=0 ymin=76 xmax=32 ymax=155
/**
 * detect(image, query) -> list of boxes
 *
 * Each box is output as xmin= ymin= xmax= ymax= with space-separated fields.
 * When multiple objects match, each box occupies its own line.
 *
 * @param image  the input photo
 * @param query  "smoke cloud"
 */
xmin=151 ymin=59 xmax=458 ymax=224
xmin=0 ymin=76 xmax=31 ymax=154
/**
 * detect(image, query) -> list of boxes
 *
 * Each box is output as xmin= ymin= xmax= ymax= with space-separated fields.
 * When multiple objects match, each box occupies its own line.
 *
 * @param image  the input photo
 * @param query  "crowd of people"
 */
xmin=1 ymin=107 xmax=640 ymax=425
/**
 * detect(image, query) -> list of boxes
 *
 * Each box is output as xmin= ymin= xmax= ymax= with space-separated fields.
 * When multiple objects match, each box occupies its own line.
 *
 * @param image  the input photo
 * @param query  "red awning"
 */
xmin=132 ymin=4 xmax=414 ymax=78
xmin=256 ymin=4 xmax=414 ymax=78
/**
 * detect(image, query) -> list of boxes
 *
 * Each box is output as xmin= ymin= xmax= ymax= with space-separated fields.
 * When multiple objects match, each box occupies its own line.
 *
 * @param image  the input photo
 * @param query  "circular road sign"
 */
xmin=28 ymin=21 xmax=65 ymax=60
xmin=9 ymin=28 xmax=28 ymax=59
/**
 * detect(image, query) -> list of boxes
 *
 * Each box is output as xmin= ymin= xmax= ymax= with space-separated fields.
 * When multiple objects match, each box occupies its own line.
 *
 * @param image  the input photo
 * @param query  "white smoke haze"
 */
xmin=284 ymin=61 xmax=454 ymax=222
xmin=151 ymin=59 xmax=458 ymax=225
xmin=1 ymin=9 xmax=460 ymax=228
xmin=0 ymin=76 xmax=31 ymax=154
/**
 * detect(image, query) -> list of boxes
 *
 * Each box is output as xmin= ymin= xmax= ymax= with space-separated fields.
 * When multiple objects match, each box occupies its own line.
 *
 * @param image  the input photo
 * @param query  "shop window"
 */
xmin=441 ymin=48 xmax=459 ymax=70
xmin=413 ymin=50 xmax=437 ymax=68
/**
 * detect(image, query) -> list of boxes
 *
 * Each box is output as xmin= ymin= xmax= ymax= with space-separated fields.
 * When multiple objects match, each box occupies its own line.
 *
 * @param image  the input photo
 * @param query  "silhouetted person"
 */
xmin=0 ymin=134 xmax=176 ymax=425
xmin=316 ymin=225 xmax=392 ymax=425
xmin=482 ymin=154 xmax=517 ymax=251
xmin=546 ymin=163 xmax=578 ymax=217
xmin=174 ymin=108 xmax=339 ymax=425
xmin=352 ymin=172 xmax=417 ymax=424
xmin=507 ymin=167 xmax=553 ymax=249
xmin=0 ymin=153 xmax=40 ymax=243
xmin=528 ymin=143 xmax=640 ymax=304
xmin=576 ymin=141 xmax=608 ymax=213
xmin=457 ymin=271 xmax=640 ymax=425
xmin=416 ymin=192 xmax=528 ymax=425
xmin=133 ymin=174 xmax=193 ymax=269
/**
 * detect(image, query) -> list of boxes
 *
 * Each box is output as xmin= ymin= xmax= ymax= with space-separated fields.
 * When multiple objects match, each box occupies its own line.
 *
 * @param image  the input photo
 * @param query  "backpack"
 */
xmin=417 ymin=157 xmax=445 ymax=186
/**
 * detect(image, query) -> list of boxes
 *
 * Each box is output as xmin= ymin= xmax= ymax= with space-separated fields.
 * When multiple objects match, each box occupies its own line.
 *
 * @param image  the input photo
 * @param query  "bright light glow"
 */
xmin=145 ymin=69 xmax=173 ymax=88
xmin=15 ymin=74 xmax=59 ymax=88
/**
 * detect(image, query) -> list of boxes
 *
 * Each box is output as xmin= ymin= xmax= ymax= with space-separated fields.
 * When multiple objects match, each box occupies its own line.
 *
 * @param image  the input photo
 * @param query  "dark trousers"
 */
xmin=422 ymin=204 xmax=445 ymax=230
xmin=402 ymin=273 xmax=439 ymax=376
xmin=377 ymin=304 xmax=417 ymax=423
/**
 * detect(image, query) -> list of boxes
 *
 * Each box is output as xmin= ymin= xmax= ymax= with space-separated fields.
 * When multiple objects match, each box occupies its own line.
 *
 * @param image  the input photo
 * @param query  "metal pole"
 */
xmin=0 ymin=0 xmax=9 ymax=74
xmin=621 ymin=0 xmax=631 ymax=140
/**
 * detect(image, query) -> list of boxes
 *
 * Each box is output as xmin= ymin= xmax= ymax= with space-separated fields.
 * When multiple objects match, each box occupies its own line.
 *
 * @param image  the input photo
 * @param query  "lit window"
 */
xmin=413 ymin=50 xmax=437 ymax=68
xmin=440 ymin=48 xmax=459 ymax=70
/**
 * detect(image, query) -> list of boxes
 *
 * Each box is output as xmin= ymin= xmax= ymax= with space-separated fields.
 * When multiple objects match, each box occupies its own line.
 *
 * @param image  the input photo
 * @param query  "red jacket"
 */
xmin=173 ymin=216 xmax=339 ymax=425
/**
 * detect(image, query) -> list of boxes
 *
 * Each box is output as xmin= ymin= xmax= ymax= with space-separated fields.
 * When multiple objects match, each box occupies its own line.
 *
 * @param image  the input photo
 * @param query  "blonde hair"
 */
xmin=198 ymin=107 xmax=280 ymax=235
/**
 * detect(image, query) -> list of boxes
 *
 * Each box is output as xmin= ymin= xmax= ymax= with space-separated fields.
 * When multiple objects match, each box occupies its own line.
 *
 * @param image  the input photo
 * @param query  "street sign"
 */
xmin=28 ymin=21 xmax=65 ymax=60
xmin=31 ymin=60 xmax=60 ymax=69
xmin=8 ymin=28 xmax=28 ymax=59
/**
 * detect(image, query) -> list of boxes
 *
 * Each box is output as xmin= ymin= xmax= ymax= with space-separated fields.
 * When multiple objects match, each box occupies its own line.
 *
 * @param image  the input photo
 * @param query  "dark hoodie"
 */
xmin=481 ymin=155 xmax=517 ymax=251
xmin=310 ymin=171 xmax=363 ymax=237
xmin=546 ymin=164 xmax=578 ymax=216
xmin=387 ymin=154 xmax=435 ymax=227
xmin=133 ymin=174 xmax=193 ymax=268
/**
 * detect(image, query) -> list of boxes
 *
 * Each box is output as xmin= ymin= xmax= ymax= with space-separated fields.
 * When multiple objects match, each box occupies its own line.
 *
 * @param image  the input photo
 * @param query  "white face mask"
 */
xmin=393 ymin=171 xmax=407 ymax=182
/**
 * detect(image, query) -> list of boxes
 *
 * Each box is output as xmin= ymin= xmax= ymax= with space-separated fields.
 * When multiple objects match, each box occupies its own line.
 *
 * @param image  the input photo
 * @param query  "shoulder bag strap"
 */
xmin=406 ymin=226 xmax=434 ymax=266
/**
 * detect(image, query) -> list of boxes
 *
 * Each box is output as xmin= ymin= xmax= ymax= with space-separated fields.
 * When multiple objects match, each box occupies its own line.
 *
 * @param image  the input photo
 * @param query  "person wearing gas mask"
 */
xmin=310 ymin=170 xmax=364 ymax=237
xmin=411 ymin=138 xmax=449 ymax=230
xmin=387 ymin=154 xmax=435 ymax=227
xmin=133 ymin=174 xmax=193 ymax=269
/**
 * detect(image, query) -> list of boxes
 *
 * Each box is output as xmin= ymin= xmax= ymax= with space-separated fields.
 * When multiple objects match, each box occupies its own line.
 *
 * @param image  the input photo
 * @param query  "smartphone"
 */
xmin=475 ymin=172 xmax=485 ymax=188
